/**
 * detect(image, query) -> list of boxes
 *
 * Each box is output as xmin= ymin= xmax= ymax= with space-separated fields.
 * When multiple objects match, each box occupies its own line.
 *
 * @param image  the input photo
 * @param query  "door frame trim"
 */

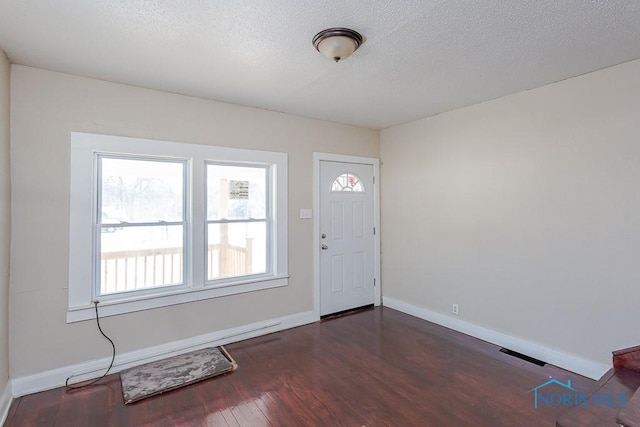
xmin=312 ymin=152 xmax=381 ymax=319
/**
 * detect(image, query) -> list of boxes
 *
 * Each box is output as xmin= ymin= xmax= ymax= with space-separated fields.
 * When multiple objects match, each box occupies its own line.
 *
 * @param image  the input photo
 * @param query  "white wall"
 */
xmin=380 ymin=58 xmax=640 ymax=368
xmin=0 ymin=50 xmax=11 ymax=401
xmin=9 ymin=65 xmax=378 ymax=378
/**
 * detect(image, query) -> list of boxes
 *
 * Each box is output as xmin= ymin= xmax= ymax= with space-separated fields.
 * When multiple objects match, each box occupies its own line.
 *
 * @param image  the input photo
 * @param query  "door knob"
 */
xmin=321 ymin=244 xmax=328 ymax=250
xmin=321 ymin=233 xmax=326 ymax=239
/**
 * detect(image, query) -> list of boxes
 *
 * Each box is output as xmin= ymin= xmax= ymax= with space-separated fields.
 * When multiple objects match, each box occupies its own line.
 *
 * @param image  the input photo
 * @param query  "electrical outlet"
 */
xmin=452 ymin=304 xmax=459 ymax=315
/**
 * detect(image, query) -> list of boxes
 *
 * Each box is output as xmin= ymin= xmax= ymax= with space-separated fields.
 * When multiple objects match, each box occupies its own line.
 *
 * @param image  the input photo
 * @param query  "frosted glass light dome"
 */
xmin=313 ymin=28 xmax=364 ymax=62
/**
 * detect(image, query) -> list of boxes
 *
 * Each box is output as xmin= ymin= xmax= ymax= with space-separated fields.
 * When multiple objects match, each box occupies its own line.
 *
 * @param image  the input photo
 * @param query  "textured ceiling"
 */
xmin=1 ymin=1 xmax=640 ymax=129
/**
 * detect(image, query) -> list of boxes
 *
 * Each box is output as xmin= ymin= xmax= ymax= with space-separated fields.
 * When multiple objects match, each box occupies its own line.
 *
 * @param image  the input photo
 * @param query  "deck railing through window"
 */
xmin=100 ymin=240 xmax=253 ymax=294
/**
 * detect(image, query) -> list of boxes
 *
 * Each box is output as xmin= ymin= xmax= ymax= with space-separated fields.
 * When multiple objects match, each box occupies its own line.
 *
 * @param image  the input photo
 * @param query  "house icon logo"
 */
xmin=529 ymin=379 xmax=575 ymax=409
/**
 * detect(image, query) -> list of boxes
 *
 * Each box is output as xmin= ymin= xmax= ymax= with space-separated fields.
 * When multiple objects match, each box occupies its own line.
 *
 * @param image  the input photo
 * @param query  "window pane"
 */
xmin=331 ymin=173 xmax=365 ymax=192
xmin=207 ymin=165 xmax=266 ymax=220
xmin=101 ymin=157 xmax=184 ymax=224
xmin=207 ymin=222 xmax=266 ymax=280
xmin=100 ymin=225 xmax=183 ymax=294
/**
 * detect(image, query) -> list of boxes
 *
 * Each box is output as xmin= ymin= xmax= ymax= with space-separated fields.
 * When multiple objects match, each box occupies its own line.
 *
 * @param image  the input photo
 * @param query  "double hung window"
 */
xmin=98 ymin=156 xmax=187 ymax=295
xmin=68 ymin=133 xmax=288 ymax=322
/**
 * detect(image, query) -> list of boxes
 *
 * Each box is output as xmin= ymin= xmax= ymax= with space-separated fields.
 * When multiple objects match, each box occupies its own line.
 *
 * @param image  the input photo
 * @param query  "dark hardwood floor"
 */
xmin=5 ymin=307 xmax=596 ymax=426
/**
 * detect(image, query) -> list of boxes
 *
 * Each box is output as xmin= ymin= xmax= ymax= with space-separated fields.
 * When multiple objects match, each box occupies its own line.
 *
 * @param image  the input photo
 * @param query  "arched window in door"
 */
xmin=331 ymin=173 xmax=365 ymax=192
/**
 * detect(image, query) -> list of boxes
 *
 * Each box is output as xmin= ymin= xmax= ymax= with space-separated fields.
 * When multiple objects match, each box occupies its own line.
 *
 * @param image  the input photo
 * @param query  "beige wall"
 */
xmin=381 ymin=58 xmax=640 ymax=367
xmin=9 ymin=65 xmax=378 ymax=377
xmin=0 ymin=51 xmax=10 ymax=394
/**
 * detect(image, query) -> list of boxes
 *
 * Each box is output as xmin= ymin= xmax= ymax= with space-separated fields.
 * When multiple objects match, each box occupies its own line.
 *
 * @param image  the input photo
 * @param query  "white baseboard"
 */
xmin=1 ymin=380 xmax=12 ymax=426
xmin=12 ymin=310 xmax=318 ymax=397
xmin=383 ymin=297 xmax=609 ymax=381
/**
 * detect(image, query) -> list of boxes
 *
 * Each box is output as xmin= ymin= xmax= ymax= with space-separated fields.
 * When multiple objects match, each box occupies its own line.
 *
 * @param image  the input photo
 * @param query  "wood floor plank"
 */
xmin=4 ymin=307 xmax=597 ymax=426
xmin=10 ymin=392 xmax=59 ymax=426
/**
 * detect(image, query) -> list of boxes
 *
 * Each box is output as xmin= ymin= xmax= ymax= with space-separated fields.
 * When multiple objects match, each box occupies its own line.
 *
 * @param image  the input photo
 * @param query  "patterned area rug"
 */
xmin=120 ymin=346 xmax=237 ymax=404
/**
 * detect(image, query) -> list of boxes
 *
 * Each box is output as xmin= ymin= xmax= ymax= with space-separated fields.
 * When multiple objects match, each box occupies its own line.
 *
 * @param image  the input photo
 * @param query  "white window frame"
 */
xmin=96 ymin=154 xmax=190 ymax=300
xmin=205 ymin=161 xmax=271 ymax=283
xmin=68 ymin=133 xmax=288 ymax=322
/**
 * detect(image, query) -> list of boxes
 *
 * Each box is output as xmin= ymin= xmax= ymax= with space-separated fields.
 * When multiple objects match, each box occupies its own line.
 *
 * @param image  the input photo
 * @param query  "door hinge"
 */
xmin=373 ymin=227 xmax=376 ymax=235
xmin=373 ymin=176 xmax=375 ymax=184
xmin=374 ymin=278 xmax=376 ymax=287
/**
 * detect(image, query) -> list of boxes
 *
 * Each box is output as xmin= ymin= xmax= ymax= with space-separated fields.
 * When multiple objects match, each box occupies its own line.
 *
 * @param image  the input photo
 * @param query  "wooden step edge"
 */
xmin=614 ymin=346 xmax=640 ymax=374
xmin=614 ymin=346 xmax=640 ymax=357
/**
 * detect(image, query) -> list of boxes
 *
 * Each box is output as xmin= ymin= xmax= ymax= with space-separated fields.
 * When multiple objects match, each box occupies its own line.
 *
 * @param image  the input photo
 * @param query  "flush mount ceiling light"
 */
xmin=313 ymin=27 xmax=364 ymax=62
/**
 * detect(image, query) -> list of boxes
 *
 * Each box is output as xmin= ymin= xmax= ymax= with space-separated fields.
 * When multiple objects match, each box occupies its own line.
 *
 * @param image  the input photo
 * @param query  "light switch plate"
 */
xmin=299 ymin=209 xmax=313 ymax=219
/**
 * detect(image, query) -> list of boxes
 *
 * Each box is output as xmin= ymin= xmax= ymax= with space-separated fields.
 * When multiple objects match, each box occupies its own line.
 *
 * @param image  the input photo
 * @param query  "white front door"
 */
xmin=320 ymin=160 xmax=375 ymax=316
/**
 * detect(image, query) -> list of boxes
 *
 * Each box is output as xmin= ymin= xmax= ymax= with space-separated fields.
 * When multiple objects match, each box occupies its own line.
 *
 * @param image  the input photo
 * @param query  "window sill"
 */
xmin=66 ymin=275 xmax=289 ymax=323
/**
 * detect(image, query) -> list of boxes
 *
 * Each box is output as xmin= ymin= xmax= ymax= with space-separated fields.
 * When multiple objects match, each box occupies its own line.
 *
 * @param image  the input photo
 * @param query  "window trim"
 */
xmin=68 ymin=132 xmax=288 ymax=323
